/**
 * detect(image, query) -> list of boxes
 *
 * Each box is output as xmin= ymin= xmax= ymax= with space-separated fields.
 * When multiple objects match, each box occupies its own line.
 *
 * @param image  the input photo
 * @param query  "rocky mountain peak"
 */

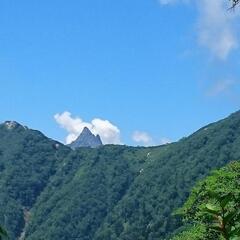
xmin=69 ymin=127 xmax=103 ymax=149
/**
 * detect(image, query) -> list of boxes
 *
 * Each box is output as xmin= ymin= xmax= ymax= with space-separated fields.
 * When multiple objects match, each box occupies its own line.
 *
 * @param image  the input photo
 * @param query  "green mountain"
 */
xmin=0 ymin=111 xmax=240 ymax=239
xmin=0 ymin=121 xmax=71 ymax=239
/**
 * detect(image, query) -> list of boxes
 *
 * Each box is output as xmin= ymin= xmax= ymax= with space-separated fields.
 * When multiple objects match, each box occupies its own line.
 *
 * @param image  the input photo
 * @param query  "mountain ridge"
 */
xmin=0 ymin=111 xmax=240 ymax=239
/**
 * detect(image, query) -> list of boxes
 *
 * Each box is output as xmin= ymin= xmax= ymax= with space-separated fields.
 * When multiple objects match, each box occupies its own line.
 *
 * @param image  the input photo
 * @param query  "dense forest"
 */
xmin=0 ymin=111 xmax=240 ymax=239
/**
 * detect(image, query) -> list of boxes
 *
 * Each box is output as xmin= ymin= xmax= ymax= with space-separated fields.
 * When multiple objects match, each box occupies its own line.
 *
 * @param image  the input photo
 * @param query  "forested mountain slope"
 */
xmin=0 ymin=111 xmax=240 ymax=239
xmin=95 ymin=111 xmax=240 ymax=239
xmin=26 ymin=146 xmax=150 ymax=240
xmin=0 ymin=121 xmax=70 ymax=239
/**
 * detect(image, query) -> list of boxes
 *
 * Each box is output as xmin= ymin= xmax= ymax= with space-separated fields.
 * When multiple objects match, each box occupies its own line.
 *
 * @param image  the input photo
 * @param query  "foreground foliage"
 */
xmin=230 ymin=0 xmax=240 ymax=8
xmin=173 ymin=161 xmax=240 ymax=240
xmin=0 ymin=226 xmax=8 ymax=240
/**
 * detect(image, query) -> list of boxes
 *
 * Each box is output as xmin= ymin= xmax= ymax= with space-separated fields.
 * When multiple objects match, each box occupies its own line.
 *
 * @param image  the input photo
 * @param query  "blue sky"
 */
xmin=0 ymin=0 xmax=240 ymax=145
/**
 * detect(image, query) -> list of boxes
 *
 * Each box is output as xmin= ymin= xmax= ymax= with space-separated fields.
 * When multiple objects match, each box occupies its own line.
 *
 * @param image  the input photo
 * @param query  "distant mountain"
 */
xmin=69 ymin=127 xmax=103 ymax=149
xmin=1 ymin=111 xmax=240 ymax=239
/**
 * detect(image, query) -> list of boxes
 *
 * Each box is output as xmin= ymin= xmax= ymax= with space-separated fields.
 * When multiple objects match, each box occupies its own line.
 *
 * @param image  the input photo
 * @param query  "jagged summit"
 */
xmin=69 ymin=127 xmax=103 ymax=149
xmin=82 ymin=127 xmax=93 ymax=135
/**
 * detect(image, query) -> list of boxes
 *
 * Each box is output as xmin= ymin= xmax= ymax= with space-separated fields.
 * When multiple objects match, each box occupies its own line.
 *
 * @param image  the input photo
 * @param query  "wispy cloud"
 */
xmin=159 ymin=0 xmax=239 ymax=60
xmin=159 ymin=0 xmax=177 ymax=5
xmin=158 ymin=0 xmax=189 ymax=4
xmin=197 ymin=0 xmax=238 ymax=60
xmin=54 ymin=111 xmax=121 ymax=144
xmin=207 ymin=79 xmax=235 ymax=96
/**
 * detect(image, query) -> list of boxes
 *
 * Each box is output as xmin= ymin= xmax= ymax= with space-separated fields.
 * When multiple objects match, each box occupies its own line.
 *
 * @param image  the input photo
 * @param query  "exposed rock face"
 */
xmin=3 ymin=121 xmax=28 ymax=130
xmin=69 ymin=127 xmax=103 ymax=149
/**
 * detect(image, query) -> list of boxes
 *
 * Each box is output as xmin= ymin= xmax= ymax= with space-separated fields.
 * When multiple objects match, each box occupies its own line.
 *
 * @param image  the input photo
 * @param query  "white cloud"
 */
xmin=54 ymin=111 xmax=121 ymax=145
xmin=132 ymin=131 xmax=171 ymax=146
xmin=197 ymin=0 xmax=238 ymax=60
xmin=159 ymin=137 xmax=172 ymax=145
xmin=207 ymin=79 xmax=235 ymax=96
xmin=132 ymin=131 xmax=153 ymax=146
xmin=159 ymin=0 xmax=239 ymax=59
